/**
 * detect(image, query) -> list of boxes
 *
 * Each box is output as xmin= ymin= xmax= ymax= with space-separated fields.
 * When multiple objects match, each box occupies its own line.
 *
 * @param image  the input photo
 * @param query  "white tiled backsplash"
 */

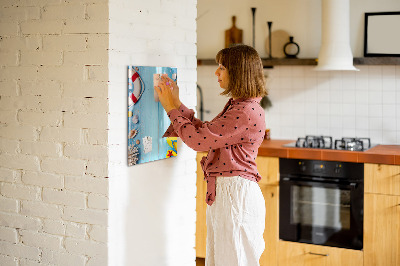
xmin=197 ymin=65 xmax=400 ymax=145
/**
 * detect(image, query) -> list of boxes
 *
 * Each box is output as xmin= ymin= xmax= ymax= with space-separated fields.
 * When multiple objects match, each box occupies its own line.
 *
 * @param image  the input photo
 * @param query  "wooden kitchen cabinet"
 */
xmin=196 ymin=152 xmax=208 ymax=258
xmin=259 ymin=184 xmax=279 ymax=266
xmin=256 ymin=156 xmax=279 ymax=186
xmin=364 ymin=163 xmax=400 ymax=196
xmin=278 ymin=241 xmax=363 ymax=266
xmin=364 ymin=163 xmax=400 ymax=266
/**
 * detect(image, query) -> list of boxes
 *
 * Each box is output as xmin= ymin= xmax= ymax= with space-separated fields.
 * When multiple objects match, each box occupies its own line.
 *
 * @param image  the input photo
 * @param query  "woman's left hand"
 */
xmin=154 ymin=79 xmax=177 ymax=113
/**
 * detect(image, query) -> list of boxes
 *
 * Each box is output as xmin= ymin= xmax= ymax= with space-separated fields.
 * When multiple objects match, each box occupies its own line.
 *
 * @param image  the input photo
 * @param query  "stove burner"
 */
xmin=295 ymin=135 xmax=333 ymax=149
xmin=290 ymin=136 xmax=372 ymax=151
xmin=335 ymin=137 xmax=371 ymax=151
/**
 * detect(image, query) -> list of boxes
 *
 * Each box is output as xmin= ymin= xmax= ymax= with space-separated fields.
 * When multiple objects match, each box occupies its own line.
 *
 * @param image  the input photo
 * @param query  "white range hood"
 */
xmin=314 ymin=0 xmax=359 ymax=71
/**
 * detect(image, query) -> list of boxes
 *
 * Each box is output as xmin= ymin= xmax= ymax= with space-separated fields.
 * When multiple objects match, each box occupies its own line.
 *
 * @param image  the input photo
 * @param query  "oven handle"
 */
xmin=281 ymin=177 xmax=358 ymax=188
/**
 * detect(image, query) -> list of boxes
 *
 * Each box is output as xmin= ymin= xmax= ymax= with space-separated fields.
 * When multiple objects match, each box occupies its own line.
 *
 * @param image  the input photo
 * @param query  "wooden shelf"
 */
xmin=353 ymin=57 xmax=400 ymax=65
xmin=197 ymin=57 xmax=400 ymax=68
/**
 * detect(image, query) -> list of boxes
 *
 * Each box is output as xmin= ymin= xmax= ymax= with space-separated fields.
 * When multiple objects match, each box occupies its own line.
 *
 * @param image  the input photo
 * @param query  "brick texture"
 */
xmin=1 ymin=0 xmax=198 ymax=265
xmin=0 ymin=0 xmax=109 ymax=264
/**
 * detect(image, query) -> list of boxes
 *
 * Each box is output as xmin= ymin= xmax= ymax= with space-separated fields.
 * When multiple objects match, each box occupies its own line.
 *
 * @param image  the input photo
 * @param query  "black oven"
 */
xmin=279 ymin=158 xmax=364 ymax=250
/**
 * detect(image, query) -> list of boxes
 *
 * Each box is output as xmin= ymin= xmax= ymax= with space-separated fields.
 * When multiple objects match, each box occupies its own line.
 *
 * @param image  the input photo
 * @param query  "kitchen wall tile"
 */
xmin=317 ymin=88 xmax=330 ymax=103
xmin=330 ymin=116 xmax=343 ymax=128
xmin=369 ymin=117 xmax=383 ymax=130
xmin=280 ymin=126 xmax=294 ymax=137
xmin=292 ymin=103 xmax=305 ymax=115
xmin=305 ymin=77 xmax=318 ymax=89
xmin=198 ymin=65 xmax=400 ymax=144
xmin=330 ymin=88 xmax=343 ymax=103
xmin=293 ymin=77 xmax=306 ymax=90
xmin=330 ymin=128 xmax=343 ymax=139
xmin=355 ymin=67 xmax=369 ymax=91
xmin=355 ymin=129 xmax=369 ymax=138
xmin=343 ymin=116 xmax=356 ymax=129
xmin=281 ymin=114 xmax=293 ymax=127
xmin=382 ymin=67 xmax=396 ymax=91
xmin=342 ymin=71 xmax=356 ymax=88
xmin=317 ymin=115 xmax=330 ymax=128
xmin=369 ymin=130 xmax=383 ymax=144
xmin=329 ymin=73 xmax=343 ymax=89
xmin=368 ymin=76 xmax=383 ymax=91
xmin=279 ymin=66 xmax=293 ymax=77
xmin=293 ymin=91 xmax=305 ymax=103
xmin=382 ymin=104 xmax=396 ymax=118
xmin=317 ymin=127 xmax=331 ymax=136
xmin=305 ymin=115 xmax=317 ymax=128
xmin=355 ymin=104 xmax=369 ymax=117
xmin=382 ymin=91 xmax=396 ymax=104
xmin=293 ymin=126 xmax=306 ymax=137
xmin=355 ymin=90 xmax=368 ymax=104
xmin=292 ymin=67 xmax=305 ymax=77
xmin=342 ymin=128 xmax=356 ymax=137
xmin=342 ymin=103 xmax=356 ymax=116
xmin=368 ymin=90 xmax=382 ymax=104
xmin=395 ymin=66 xmax=400 ymax=79
xmin=317 ymin=102 xmax=330 ymax=115
xmin=304 ymin=87 xmax=318 ymax=103
xmin=280 ymin=77 xmax=292 ymax=89
xmin=368 ymin=104 xmax=383 ymax=118
xmin=382 ymin=117 xmax=397 ymax=131
xmin=317 ymin=70 xmax=330 ymax=79
xmin=355 ymin=117 xmax=369 ymax=130
xmin=317 ymin=77 xmax=330 ymax=90
xmin=342 ymin=90 xmax=355 ymax=104
xmin=330 ymin=103 xmax=342 ymax=116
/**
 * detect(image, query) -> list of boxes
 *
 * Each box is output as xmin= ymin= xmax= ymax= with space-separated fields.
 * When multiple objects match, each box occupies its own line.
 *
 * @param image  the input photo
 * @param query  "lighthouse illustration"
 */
xmin=128 ymin=67 xmax=145 ymax=108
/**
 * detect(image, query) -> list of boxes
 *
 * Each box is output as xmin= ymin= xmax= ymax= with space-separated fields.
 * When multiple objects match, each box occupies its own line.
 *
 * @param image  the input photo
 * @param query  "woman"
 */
xmin=155 ymin=45 xmax=267 ymax=266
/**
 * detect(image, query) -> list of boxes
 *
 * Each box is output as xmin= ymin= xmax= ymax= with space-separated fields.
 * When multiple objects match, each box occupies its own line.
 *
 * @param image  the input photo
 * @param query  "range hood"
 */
xmin=314 ymin=0 xmax=359 ymax=71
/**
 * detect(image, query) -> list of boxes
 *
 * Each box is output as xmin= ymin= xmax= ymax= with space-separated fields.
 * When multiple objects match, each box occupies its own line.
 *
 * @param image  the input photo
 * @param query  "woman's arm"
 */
xmin=167 ymin=107 xmax=251 ymax=152
xmin=158 ymin=77 xmax=205 ymax=137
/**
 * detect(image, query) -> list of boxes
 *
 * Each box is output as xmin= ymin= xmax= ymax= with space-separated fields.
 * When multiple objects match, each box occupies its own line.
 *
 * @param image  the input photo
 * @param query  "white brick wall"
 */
xmin=0 ymin=1 xmax=109 ymax=265
xmin=1 ymin=0 xmax=198 ymax=265
xmin=108 ymin=0 xmax=197 ymax=265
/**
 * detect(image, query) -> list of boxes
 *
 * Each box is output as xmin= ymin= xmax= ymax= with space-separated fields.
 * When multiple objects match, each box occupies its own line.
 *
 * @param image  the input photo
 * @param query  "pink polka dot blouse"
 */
xmin=163 ymin=97 xmax=266 ymax=206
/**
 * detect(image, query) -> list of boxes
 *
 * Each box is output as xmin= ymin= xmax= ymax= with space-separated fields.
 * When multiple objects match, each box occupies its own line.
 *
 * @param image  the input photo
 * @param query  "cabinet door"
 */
xmin=259 ymin=185 xmax=279 ymax=266
xmin=256 ymin=156 xmax=279 ymax=186
xmin=278 ymin=241 xmax=363 ymax=266
xmin=365 ymin=163 xmax=400 ymax=196
xmin=364 ymin=193 xmax=400 ymax=266
xmin=196 ymin=152 xmax=208 ymax=258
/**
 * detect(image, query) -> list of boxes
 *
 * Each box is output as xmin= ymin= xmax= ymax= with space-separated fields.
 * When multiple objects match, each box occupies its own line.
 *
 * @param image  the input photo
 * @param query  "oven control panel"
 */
xmin=280 ymin=158 xmax=363 ymax=180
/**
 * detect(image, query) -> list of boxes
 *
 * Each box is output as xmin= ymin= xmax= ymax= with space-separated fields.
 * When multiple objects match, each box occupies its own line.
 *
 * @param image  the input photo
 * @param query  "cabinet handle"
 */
xmin=309 ymin=252 xmax=329 ymax=257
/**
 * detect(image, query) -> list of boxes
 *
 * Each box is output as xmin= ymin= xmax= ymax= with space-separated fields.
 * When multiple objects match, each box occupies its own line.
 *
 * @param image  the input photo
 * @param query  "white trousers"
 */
xmin=205 ymin=176 xmax=266 ymax=266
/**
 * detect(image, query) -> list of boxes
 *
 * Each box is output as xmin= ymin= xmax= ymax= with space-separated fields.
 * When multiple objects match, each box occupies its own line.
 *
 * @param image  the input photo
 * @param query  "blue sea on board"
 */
xmin=128 ymin=66 xmax=178 ymax=165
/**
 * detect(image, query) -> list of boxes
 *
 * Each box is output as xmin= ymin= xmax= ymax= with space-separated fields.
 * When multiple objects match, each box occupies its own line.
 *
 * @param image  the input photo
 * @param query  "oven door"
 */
xmin=279 ymin=177 xmax=363 ymax=250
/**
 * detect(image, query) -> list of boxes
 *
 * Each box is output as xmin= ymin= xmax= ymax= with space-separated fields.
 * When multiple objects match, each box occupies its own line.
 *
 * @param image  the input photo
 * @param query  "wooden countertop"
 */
xmin=258 ymin=139 xmax=400 ymax=165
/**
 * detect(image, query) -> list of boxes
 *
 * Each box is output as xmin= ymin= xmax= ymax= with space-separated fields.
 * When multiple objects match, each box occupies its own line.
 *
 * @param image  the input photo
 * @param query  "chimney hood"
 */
xmin=314 ymin=0 xmax=359 ymax=71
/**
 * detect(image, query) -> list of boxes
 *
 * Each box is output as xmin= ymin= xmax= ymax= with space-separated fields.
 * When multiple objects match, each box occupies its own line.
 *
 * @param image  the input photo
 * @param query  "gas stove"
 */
xmin=284 ymin=135 xmax=374 ymax=151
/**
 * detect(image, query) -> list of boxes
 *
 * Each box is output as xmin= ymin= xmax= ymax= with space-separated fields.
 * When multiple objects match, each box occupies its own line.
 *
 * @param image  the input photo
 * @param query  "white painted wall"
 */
xmin=108 ymin=0 xmax=198 ymax=265
xmin=198 ymin=0 xmax=400 ymax=58
xmin=0 ymin=0 xmax=197 ymax=265
xmin=197 ymin=0 xmax=400 ymax=145
xmin=0 ymin=1 xmax=109 ymax=265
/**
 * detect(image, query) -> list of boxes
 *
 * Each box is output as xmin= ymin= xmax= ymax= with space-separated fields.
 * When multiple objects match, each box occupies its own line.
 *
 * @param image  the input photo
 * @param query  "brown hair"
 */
xmin=215 ymin=45 xmax=267 ymax=99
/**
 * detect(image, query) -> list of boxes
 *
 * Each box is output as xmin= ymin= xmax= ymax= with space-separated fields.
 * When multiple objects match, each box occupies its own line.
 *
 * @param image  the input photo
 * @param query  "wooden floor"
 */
xmin=196 ymin=257 xmax=205 ymax=266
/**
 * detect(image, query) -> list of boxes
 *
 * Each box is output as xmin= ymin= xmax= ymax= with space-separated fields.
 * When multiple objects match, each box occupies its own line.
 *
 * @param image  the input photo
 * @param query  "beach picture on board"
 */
xmin=128 ymin=66 xmax=178 ymax=166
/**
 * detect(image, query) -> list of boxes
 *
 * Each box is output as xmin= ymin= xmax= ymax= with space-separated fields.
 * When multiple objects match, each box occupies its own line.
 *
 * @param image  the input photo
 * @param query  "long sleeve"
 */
xmin=162 ymin=103 xmax=204 ymax=137
xmin=167 ymin=105 xmax=253 ymax=152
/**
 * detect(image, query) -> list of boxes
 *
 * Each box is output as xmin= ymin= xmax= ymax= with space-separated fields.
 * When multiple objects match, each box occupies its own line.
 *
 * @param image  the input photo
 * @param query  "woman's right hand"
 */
xmin=161 ymin=76 xmax=181 ymax=109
